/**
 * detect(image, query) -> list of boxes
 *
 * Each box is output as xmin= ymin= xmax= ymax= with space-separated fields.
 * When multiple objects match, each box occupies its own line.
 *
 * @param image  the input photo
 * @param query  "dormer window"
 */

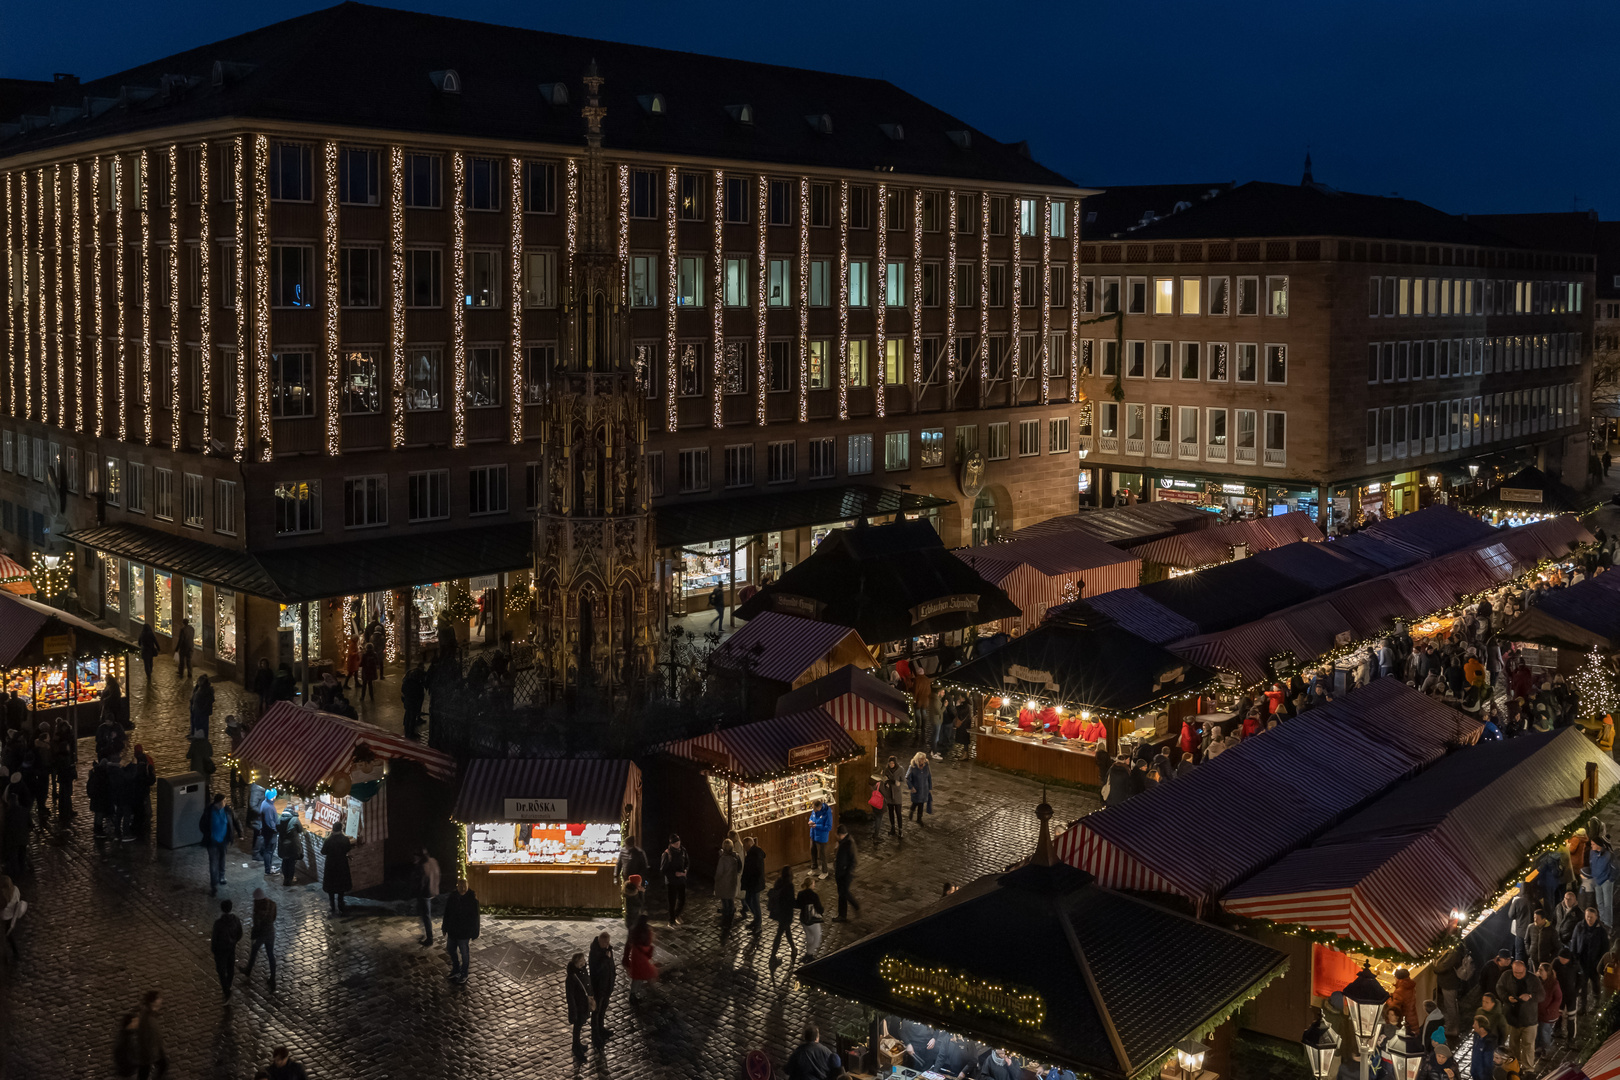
xmin=725 ymin=104 xmax=753 ymax=125
xmin=879 ymin=123 xmax=904 ymax=141
xmin=805 ymin=113 xmax=833 ymax=135
xmin=946 ymin=130 xmax=971 ymax=150
xmin=639 ymin=93 xmax=667 ymax=115
xmin=538 ymin=82 xmax=568 ymax=106
xmin=429 ymin=69 xmax=461 ymax=94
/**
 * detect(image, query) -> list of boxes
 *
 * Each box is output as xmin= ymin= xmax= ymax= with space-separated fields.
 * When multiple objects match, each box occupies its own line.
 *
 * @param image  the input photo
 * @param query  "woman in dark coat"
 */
xmin=321 ymin=826 xmax=352 ymax=914
xmin=565 ymin=952 xmax=594 ymax=1059
xmin=189 ymin=676 xmax=215 ymax=739
xmin=1103 ymin=756 xmax=1133 ymax=807
xmin=276 ymin=805 xmax=305 ymax=886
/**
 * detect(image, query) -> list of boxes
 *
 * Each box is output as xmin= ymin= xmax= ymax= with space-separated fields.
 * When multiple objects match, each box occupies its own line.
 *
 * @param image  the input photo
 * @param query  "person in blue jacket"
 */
xmin=807 ymin=799 xmax=831 ymax=879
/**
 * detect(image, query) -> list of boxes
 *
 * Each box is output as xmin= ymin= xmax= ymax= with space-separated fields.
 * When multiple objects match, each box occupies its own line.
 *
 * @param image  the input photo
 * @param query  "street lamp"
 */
xmin=1174 ymin=1037 xmax=1208 ymax=1080
xmin=1382 ymin=1025 xmax=1428 ymax=1080
xmin=1467 ymin=463 xmax=1479 ymax=480
xmin=1301 ymin=1011 xmax=1341 ymax=1080
xmin=1342 ymin=963 xmax=1389 ymax=1080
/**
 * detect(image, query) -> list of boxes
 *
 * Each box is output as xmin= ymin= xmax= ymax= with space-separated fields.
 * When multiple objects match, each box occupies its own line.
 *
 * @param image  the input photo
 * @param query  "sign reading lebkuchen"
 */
xmin=910 ymin=594 xmax=979 ymax=624
xmin=1500 ymin=487 xmax=1543 ymax=504
xmin=787 ymin=740 xmax=832 ymax=768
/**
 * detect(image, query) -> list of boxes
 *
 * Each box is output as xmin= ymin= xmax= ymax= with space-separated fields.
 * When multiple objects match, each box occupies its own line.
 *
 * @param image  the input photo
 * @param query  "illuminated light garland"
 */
xmin=233 ymin=137 xmax=248 ymax=458
xmin=53 ymin=164 xmax=64 ymax=431
xmin=449 ymin=151 xmax=466 ymax=448
xmin=565 ymin=157 xmax=579 ymax=305
xmin=1009 ymin=195 xmax=1021 ymax=391
xmin=19 ymin=171 xmax=31 ymax=421
xmin=139 ymin=150 xmax=152 ymax=445
xmin=509 ymin=156 xmax=524 ymax=444
xmin=112 ymin=155 xmax=125 ymax=440
xmin=167 ymin=147 xmax=181 ymax=450
xmin=3 ymin=172 xmax=12 ymax=417
xmin=617 ymin=161 xmax=630 ymax=266
xmin=755 ymin=174 xmax=767 ymax=427
xmin=71 ymin=163 xmax=82 ymax=432
xmin=837 ymin=179 xmax=849 ymax=419
xmin=664 ymin=166 xmax=678 ymax=432
xmin=878 ymin=955 xmax=1047 ymax=1029
xmin=322 ymin=141 xmax=341 ymax=457
xmin=251 ymin=134 xmax=271 ymax=462
xmin=1040 ymin=197 xmax=1051 ymax=405
xmin=387 ymin=145 xmax=405 ymax=450
xmin=911 ymin=186 xmax=923 ymax=401
xmin=874 ymin=182 xmax=886 ymax=418
xmin=797 ymin=177 xmax=809 ymax=423
xmin=196 ymin=143 xmax=212 ymax=446
xmin=711 ymin=169 xmax=723 ymax=430
xmin=34 ymin=169 xmax=46 ymax=424
xmin=946 ymin=190 xmax=957 ymax=388
xmin=979 ymin=190 xmax=990 ymax=390
xmin=1069 ymin=199 xmax=1080 ymax=402
xmin=91 ymin=158 xmax=104 ymax=436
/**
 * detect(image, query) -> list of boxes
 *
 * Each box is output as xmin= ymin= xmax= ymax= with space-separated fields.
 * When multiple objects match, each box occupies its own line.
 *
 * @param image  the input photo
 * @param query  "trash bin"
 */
xmin=155 ymin=771 xmax=208 ymax=849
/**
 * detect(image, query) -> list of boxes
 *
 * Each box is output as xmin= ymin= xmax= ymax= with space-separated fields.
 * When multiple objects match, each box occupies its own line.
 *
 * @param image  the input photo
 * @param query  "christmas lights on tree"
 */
xmin=1575 ymin=647 xmax=1619 ymax=720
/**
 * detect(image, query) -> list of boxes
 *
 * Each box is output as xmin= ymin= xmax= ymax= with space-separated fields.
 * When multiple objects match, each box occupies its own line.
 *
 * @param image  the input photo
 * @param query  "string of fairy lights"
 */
xmin=796 ymin=176 xmax=810 ymax=423
xmin=387 ymin=144 xmax=406 ymax=451
xmin=946 ymin=190 xmax=958 ymax=389
xmin=33 ymin=170 xmax=46 ymax=424
xmin=53 ymin=164 xmax=65 ymax=431
xmin=1068 ymin=200 xmax=1080 ymax=402
xmin=755 ymin=173 xmax=768 ymax=427
xmin=663 ymin=166 xmax=678 ymax=432
xmin=509 ymin=156 xmax=526 ymax=444
xmin=3 ymin=172 xmax=12 ymax=418
xmin=112 ymin=155 xmax=125 ymax=440
xmin=710 ymin=169 xmax=724 ymax=429
xmin=1008 ymin=194 xmax=1021 ymax=388
xmin=250 ymin=134 xmax=271 ymax=462
xmin=874 ymin=182 xmax=887 ymax=415
xmin=138 ymin=150 xmax=152 ymax=445
xmin=911 ymin=186 xmax=923 ymax=398
xmin=167 ymin=147 xmax=182 ymax=451
xmin=1040 ymin=197 xmax=1052 ymax=405
xmin=19 ymin=168 xmax=32 ymax=421
xmin=233 ymin=137 xmax=248 ymax=458
xmin=977 ymin=190 xmax=990 ymax=389
xmin=91 ymin=157 xmax=104 ymax=437
xmin=322 ymin=141 xmax=341 ymax=457
xmin=70 ymin=162 xmax=83 ymax=433
xmin=449 ymin=151 xmax=467 ymax=449
xmin=196 ymin=142 xmax=212 ymax=446
xmin=837 ymin=178 xmax=849 ymax=420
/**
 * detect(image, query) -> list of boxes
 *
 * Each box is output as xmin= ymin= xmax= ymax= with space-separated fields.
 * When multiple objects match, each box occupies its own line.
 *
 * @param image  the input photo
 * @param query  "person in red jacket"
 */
xmin=1536 ymin=960 xmax=1562 ymax=1055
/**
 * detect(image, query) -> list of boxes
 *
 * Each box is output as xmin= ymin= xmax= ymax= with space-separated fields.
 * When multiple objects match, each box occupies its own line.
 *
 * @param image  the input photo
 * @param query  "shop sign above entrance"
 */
xmin=504 ymin=798 xmax=569 ymax=821
xmin=910 ymin=594 xmax=979 ymax=624
xmin=879 ymin=955 xmax=1047 ymax=1029
xmin=771 ymin=593 xmax=824 ymax=618
xmin=1500 ymin=487 xmax=1543 ymax=504
xmin=1158 ymin=477 xmax=1199 ymax=491
xmin=41 ymin=633 xmax=72 ymax=655
xmin=787 ymin=740 xmax=832 ymax=768
xmin=1005 ymin=664 xmax=1058 ymax=689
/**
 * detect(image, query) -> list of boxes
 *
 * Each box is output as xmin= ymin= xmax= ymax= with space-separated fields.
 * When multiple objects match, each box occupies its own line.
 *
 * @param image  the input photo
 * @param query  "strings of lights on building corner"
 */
xmin=710 ymin=169 xmax=724 ymax=430
xmin=91 ymin=157 xmax=105 ymax=437
xmin=70 ymin=162 xmax=83 ymax=433
xmin=196 ymin=143 xmax=213 ymax=446
xmin=911 ymin=187 xmax=923 ymax=397
xmin=754 ymin=173 xmax=768 ymax=427
xmin=874 ymin=183 xmax=887 ymax=417
xmin=168 ymin=146 xmax=182 ymax=450
xmin=796 ymin=177 xmax=809 ymax=423
xmin=233 ymin=137 xmax=248 ymax=458
xmin=53 ymin=164 xmax=65 ymax=431
xmin=946 ymin=190 xmax=957 ymax=387
xmin=1040 ymin=197 xmax=1052 ymax=405
xmin=251 ymin=135 xmax=272 ymax=462
xmin=509 ymin=156 xmax=525 ymax=444
xmin=1069 ymin=199 xmax=1081 ymax=402
xmin=663 ymin=166 xmax=678 ymax=433
xmin=387 ymin=145 xmax=406 ymax=451
xmin=449 ymin=151 xmax=467 ymax=449
xmin=1008 ymin=193 xmax=1021 ymax=389
xmin=978 ymin=190 xmax=990 ymax=387
xmin=139 ymin=150 xmax=153 ymax=445
xmin=34 ymin=169 xmax=48 ymax=425
xmin=3 ymin=172 xmax=13 ymax=418
xmin=112 ymin=155 xmax=126 ymax=440
xmin=18 ymin=170 xmax=31 ymax=421
xmin=837 ymin=178 xmax=849 ymax=420
xmin=322 ymin=141 xmax=341 ymax=457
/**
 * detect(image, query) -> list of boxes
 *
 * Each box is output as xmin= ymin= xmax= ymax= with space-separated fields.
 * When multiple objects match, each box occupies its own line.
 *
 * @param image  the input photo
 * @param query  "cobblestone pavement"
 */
xmin=2 ymin=660 xmax=1097 ymax=1079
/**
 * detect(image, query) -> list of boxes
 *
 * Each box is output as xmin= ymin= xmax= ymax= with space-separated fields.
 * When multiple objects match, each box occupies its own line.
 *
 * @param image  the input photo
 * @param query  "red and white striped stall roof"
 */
xmin=776 ymin=663 xmax=910 ymax=731
xmin=712 ymin=611 xmax=872 ymax=685
xmin=1587 ymin=1029 xmax=1620 ymax=1080
xmin=662 ymin=707 xmax=859 ymax=780
xmin=236 ymin=702 xmax=457 ymax=792
xmin=954 ymin=533 xmax=1140 ymax=629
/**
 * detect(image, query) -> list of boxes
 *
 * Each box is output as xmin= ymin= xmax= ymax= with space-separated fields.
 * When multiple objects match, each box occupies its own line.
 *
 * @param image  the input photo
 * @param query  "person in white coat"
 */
xmin=713 ymin=838 xmax=743 ymax=934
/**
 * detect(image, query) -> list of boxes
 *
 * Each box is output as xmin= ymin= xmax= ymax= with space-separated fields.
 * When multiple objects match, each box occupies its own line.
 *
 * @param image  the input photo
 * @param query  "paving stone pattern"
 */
xmin=2 ymin=660 xmax=1096 ymax=1079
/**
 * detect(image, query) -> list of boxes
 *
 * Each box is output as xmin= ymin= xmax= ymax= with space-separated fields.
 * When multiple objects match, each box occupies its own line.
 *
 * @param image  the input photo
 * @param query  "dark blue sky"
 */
xmin=7 ymin=0 xmax=1617 ymax=216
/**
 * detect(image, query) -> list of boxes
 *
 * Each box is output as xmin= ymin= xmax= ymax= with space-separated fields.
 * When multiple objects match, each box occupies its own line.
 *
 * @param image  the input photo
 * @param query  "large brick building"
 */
xmin=0 ymin=3 xmax=1090 ymax=683
xmin=1072 ymin=178 xmax=1596 ymax=528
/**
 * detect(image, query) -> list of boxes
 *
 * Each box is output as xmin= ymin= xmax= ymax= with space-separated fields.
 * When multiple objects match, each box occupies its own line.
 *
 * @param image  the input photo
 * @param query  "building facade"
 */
xmin=0 ymin=3 xmax=1089 ymax=683
xmin=1071 ymin=181 xmax=1595 ymax=528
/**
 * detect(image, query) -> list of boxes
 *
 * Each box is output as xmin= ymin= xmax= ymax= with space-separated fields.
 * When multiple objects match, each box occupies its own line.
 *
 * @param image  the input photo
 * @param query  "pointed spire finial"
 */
xmin=1301 ymin=152 xmax=1314 ymax=186
xmin=1030 ymin=798 xmax=1057 ymax=867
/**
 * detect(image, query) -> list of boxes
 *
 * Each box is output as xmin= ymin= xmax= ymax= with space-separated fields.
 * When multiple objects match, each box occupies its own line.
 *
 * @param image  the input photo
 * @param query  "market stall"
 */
xmin=710 ymin=611 xmax=875 ymax=719
xmin=795 ymin=805 xmax=1290 ymax=1080
xmin=0 ymin=553 xmax=35 ymax=595
xmin=952 ymin=532 xmax=1142 ymax=632
xmin=649 ymin=708 xmax=861 ymax=878
xmin=1465 ymin=465 xmax=1595 ymax=526
xmin=942 ymin=606 xmax=1215 ymax=785
xmin=0 ymin=590 xmax=130 ymax=732
xmin=1125 ymin=511 xmax=1321 ymax=580
xmin=231 ymin=702 xmax=458 ymax=891
xmin=776 ymin=664 xmax=910 ymax=811
xmin=452 ymin=758 xmax=641 ymax=910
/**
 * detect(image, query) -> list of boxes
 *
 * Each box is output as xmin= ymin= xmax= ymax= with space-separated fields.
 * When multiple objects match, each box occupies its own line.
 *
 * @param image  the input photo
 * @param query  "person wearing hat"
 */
xmin=1420 ymin=1032 xmax=1458 ymax=1080
xmin=1554 ymin=946 xmax=1581 ymax=1039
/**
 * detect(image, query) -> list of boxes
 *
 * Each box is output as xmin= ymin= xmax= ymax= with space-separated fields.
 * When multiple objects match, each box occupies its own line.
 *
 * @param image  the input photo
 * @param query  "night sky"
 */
xmin=6 ymin=0 xmax=1617 ymax=217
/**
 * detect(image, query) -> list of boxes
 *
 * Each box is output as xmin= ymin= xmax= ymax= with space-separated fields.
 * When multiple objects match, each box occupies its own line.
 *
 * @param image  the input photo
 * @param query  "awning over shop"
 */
xmin=1466 ymin=465 xmax=1596 ymax=516
xmin=1009 ymin=503 xmax=1214 ymax=548
xmin=1224 ymin=728 xmax=1620 ymax=957
xmin=1503 ymin=569 xmax=1620 ymax=650
xmin=1587 ymin=1029 xmax=1620 ymax=1080
xmin=776 ymin=663 xmax=910 ymax=731
xmin=1053 ymin=680 xmax=1479 ymax=906
xmin=451 ymin=758 xmax=641 ymax=825
xmin=943 ymin=607 xmax=1215 ymax=718
xmin=234 ymin=702 xmax=457 ymax=792
xmin=654 ymin=484 xmax=951 ymax=549
xmin=661 ymin=707 xmax=861 ymax=781
xmin=0 ymin=591 xmax=131 ymax=668
xmin=0 ymin=554 xmax=35 ymax=595
xmin=954 ymin=532 xmax=1140 ymax=626
xmin=735 ymin=520 xmax=1020 ymax=643
xmin=1125 ymin=511 xmax=1321 ymax=571
xmin=796 ymin=816 xmax=1289 ymax=1080
xmin=65 ymin=521 xmax=531 ymax=603
xmin=710 ymin=611 xmax=873 ymax=685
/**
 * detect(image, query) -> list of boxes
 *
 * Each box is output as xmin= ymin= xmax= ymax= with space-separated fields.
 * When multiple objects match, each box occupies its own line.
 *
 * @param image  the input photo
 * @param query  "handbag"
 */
xmin=868 ymin=790 xmax=884 ymax=810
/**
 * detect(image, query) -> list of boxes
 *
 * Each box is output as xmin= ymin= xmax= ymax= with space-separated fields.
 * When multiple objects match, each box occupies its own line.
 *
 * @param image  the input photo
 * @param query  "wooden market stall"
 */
xmin=231 ymin=702 xmax=458 ymax=891
xmin=776 ymin=663 xmax=910 ymax=812
xmin=647 ymin=708 xmax=862 ymax=878
xmin=952 ymin=531 xmax=1142 ymax=632
xmin=0 ymin=589 xmax=129 ymax=733
xmin=453 ymin=758 xmax=641 ymax=910
xmin=709 ymin=611 xmax=875 ymax=718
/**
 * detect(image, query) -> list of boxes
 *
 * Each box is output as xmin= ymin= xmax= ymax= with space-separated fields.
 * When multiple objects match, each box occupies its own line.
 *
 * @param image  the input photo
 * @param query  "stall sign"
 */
xmin=879 ymin=956 xmax=1047 ymax=1028
xmin=41 ymin=633 xmax=72 ymax=656
xmin=1155 ymin=489 xmax=1204 ymax=505
xmin=771 ymin=593 xmax=824 ymax=618
xmin=1500 ymin=487 xmax=1543 ymax=504
xmin=687 ymin=744 xmax=732 ymax=771
xmin=504 ymin=798 xmax=569 ymax=821
xmin=308 ymin=801 xmax=342 ymax=831
xmin=787 ymin=740 xmax=832 ymax=768
xmin=1151 ymin=664 xmax=1186 ymax=691
xmin=1218 ymin=671 xmax=1240 ymax=688
xmin=910 ymin=594 xmax=979 ymax=624
xmin=1222 ymin=483 xmax=1249 ymax=495
xmin=1005 ymin=664 xmax=1058 ymax=689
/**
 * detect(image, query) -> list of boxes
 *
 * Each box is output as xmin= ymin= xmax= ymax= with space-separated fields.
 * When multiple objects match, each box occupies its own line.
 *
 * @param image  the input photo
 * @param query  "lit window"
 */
xmin=1154 ymin=278 xmax=1174 ymax=315
xmin=273 ymin=479 xmax=320 ymax=534
xmin=1180 ymin=277 xmax=1200 ymax=315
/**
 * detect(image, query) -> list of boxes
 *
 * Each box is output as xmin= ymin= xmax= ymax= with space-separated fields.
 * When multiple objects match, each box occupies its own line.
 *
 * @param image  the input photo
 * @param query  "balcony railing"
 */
xmin=1151 ymin=440 xmax=1172 ymax=457
xmin=1205 ymin=444 xmax=1227 ymax=462
xmin=1178 ymin=441 xmax=1200 ymax=460
xmin=1264 ymin=448 xmax=1286 ymax=466
xmin=1099 ymin=436 xmax=1119 ymax=454
xmin=1235 ymin=446 xmax=1257 ymax=464
xmin=1126 ymin=437 xmax=1145 ymax=455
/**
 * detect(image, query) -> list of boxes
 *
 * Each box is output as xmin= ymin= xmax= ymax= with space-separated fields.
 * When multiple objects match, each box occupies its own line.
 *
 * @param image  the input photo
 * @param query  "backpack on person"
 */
xmin=767 ymin=881 xmax=790 ymax=923
xmin=1453 ymin=949 xmax=1476 ymax=983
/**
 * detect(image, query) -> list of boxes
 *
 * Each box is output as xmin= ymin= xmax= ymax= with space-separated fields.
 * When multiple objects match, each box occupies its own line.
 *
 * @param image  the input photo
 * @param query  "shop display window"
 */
xmin=467 ymin=822 xmax=622 ymax=867
xmin=2 ymin=655 xmax=126 ymax=711
xmin=710 ymin=769 xmax=834 ymax=832
xmin=153 ymin=571 xmax=173 ymax=637
xmin=682 ymin=539 xmax=748 ymax=597
xmin=298 ymin=792 xmax=363 ymax=839
xmin=216 ymin=588 xmax=238 ymax=662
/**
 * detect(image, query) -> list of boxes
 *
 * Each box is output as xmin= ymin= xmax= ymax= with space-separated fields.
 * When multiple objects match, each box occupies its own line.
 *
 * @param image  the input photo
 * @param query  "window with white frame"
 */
xmin=468 ymin=465 xmax=508 ymax=515
xmin=466 ymin=156 xmax=501 ymax=211
xmin=213 ymin=479 xmax=237 ymax=534
xmin=104 ymin=458 xmax=122 ymax=507
xmin=677 ymin=256 xmax=704 ymax=307
xmin=344 ymin=475 xmax=387 ymax=528
xmin=1263 ymin=412 xmax=1286 ymax=464
xmin=408 ymin=470 xmax=449 ymax=522
xmin=645 ymin=452 xmax=664 ymax=499
xmin=154 ymin=468 xmax=173 ymax=520
xmin=126 ymin=462 xmax=145 ymax=513
xmin=678 ymin=449 xmax=710 ymax=493
xmin=810 ymin=260 xmax=832 ymax=307
xmin=1126 ymin=277 xmax=1147 ymax=314
xmin=523 ymin=251 xmax=557 ymax=307
xmin=1235 ymin=343 xmax=1258 ymax=383
xmin=847 ymin=434 xmax=873 ymax=476
xmin=1049 ymin=417 xmax=1070 ymax=454
xmin=466 ymin=250 xmax=499 ymax=308
xmin=767 ymin=441 xmax=795 ymax=484
xmin=724 ymin=445 xmax=754 ymax=488
xmin=183 ymin=473 xmax=206 ymax=527
xmin=631 ymin=255 xmax=657 ymax=307
xmin=1265 ymin=344 xmax=1287 ymax=384
xmin=919 ymin=428 xmax=945 ymax=467
xmin=848 ymin=261 xmax=871 ymax=308
xmin=987 ymin=421 xmax=1010 ymax=460
xmin=808 ymin=438 xmax=835 ymax=479
xmin=1236 ymin=277 xmax=1258 ymax=316
xmin=1017 ymin=198 xmax=1038 ymax=237
xmin=768 ymin=259 xmax=791 ymax=307
xmin=884 ymin=431 xmax=910 ymax=471
xmin=1266 ymin=276 xmax=1289 ymax=316
xmin=467 ymin=348 xmax=501 ymax=409
xmin=1154 ymin=278 xmax=1174 ymax=315
xmin=724 ymin=258 xmax=750 ymax=307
